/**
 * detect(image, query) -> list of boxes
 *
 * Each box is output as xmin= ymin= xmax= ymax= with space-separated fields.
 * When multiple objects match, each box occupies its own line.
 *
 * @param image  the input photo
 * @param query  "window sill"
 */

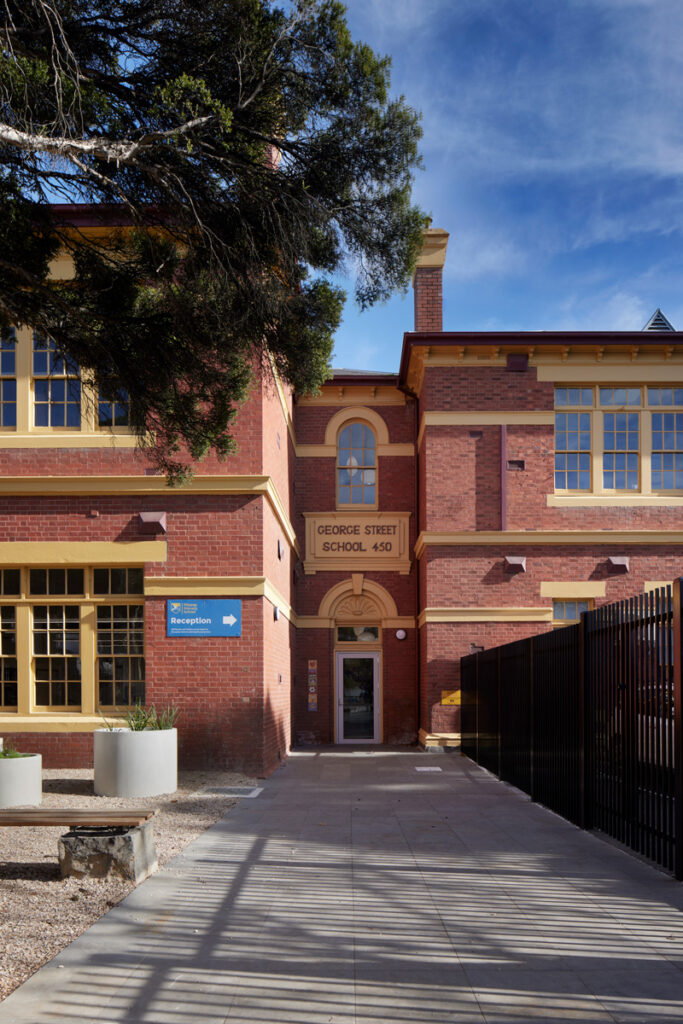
xmin=0 ymin=433 xmax=138 ymax=449
xmin=548 ymin=494 xmax=683 ymax=507
xmin=0 ymin=714 xmax=115 ymax=732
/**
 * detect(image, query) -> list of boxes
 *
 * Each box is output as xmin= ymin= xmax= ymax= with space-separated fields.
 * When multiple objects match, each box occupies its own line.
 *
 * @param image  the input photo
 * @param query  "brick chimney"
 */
xmin=413 ymin=227 xmax=449 ymax=332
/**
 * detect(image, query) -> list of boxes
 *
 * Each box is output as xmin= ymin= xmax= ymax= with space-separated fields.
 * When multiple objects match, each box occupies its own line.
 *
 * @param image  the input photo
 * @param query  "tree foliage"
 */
xmin=0 ymin=0 xmax=425 ymax=477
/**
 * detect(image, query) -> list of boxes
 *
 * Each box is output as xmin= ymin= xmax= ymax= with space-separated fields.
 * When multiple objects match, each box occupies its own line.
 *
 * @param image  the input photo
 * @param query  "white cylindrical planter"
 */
xmin=94 ymin=729 xmax=177 ymax=797
xmin=0 ymin=753 xmax=42 ymax=808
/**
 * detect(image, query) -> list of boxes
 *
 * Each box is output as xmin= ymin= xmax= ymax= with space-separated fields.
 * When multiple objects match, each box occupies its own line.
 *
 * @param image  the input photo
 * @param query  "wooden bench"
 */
xmin=0 ymin=808 xmax=158 ymax=881
xmin=0 ymin=808 xmax=155 ymax=827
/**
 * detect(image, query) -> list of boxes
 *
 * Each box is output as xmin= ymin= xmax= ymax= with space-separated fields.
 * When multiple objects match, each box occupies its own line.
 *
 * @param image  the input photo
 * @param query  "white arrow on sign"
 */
xmin=223 ymin=615 xmax=237 ymax=626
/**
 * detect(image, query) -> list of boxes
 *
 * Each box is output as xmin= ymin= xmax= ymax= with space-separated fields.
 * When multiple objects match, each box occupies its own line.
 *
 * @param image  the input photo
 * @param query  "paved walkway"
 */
xmin=1 ymin=750 xmax=683 ymax=1023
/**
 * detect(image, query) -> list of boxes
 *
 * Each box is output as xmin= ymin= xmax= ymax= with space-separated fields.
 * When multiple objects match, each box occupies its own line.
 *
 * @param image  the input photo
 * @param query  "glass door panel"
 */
xmin=336 ymin=652 xmax=379 ymax=742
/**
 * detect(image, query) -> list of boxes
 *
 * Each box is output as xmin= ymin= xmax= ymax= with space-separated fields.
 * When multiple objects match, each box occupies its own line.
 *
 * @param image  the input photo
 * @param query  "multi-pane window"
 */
xmin=554 ymin=411 xmax=591 ymax=490
xmin=93 ymin=567 xmax=143 ymax=595
xmin=602 ymin=412 xmax=639 ymax=490
xmin=33 ymin=605 xmax=81 ymax=707
xmin=98 ymin=391 xmax=130 ymax=428
xmin=0 ymin=330 xmax=16 ymax=428
xmin=33 ymin=332 xmax=81 ymax=427
xmin=0 ymin=608 xmax=17 ymax=707
xmin=0 ymin=570 xmax=19 ymax=706
xmin=337 ymin=423 xmax=376 ymax=505
xmin=649 ymin=389 xmax=683 ymax=490
xmin=29 ymin=568 xmax=84 ymax=596
xmin=554 ymin=386 xmax=683 ymax=494
xmin=0 ymin=569 xmax=20 ymax=596
xmin=0 ymin=566 xmax=145 ymax=715
xmin=0 ymin=328 xmax=137 ymax=437
xmin=97 ymin=605 xmax=145 ymax=707
xmin=552 ymin=600 xmax=592 ymax=626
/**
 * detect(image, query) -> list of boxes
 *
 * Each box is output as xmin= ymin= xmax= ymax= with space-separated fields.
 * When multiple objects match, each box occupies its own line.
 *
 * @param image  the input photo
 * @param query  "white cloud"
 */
xmin=554 ymin=289 xmax=649 ymax=331
xmin=443 ymin=230 xmax=527 ymax=280
xmin=348 ymin=0 xmax=457 ymax=39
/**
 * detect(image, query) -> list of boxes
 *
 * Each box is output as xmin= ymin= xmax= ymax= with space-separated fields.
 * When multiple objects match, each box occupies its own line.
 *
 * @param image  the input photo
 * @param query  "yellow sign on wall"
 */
xmin=441 ymin=689 xmax=461 ymax=706
xmin=303 ymin=512 xmax=411 ymax=574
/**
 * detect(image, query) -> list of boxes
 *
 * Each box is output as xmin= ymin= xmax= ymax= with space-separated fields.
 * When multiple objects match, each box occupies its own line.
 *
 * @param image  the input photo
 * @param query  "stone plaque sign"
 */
xmin=303 ymin=512 xmax=411 ymax=574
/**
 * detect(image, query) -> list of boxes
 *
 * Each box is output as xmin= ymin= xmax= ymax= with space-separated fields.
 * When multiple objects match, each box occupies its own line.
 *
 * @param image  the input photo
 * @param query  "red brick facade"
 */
xmin=3 ymin=225 xmax=683 ymax=770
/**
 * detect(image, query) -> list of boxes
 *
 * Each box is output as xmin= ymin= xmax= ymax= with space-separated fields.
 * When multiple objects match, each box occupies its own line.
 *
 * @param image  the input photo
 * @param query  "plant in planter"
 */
xmin=94 ymin=703 xmax=180 ymax=798
xmin=0 ymin=740 xmax=42 ymax=808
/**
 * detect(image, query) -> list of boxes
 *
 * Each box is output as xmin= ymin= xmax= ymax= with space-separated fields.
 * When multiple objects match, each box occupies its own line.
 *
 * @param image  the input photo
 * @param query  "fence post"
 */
xmin=497 ymin=647 xmax=502 ymax=778
xmin=579 ymin=610 xmax=590 ymax=831
xmin=673 ymin=579 xmax=683 ymax=880
xmin=474 ymin=651 xmax=479 ymax=764
xmin=529 ymin=636 xmax=535 ymax=802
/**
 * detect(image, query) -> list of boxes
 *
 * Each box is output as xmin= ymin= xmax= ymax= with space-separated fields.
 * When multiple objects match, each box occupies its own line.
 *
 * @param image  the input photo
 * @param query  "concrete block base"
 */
xmin=58 ymin=821 xmax=158 ymax=883
xmin=418 ymin=729 xmax=461 ymax=752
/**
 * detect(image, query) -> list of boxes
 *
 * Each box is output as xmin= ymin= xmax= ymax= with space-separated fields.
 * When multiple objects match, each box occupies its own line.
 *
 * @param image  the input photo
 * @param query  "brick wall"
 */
xmin=414 ymin=267 xmax=443 ymax=332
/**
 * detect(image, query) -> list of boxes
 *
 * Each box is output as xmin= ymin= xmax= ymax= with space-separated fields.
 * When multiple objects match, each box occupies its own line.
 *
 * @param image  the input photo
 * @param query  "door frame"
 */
xmin=334 ymin=650 xmax=381 ymax=744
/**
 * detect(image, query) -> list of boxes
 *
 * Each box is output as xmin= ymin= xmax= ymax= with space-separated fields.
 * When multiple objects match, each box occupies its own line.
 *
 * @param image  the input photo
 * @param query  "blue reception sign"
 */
xmin=167 ymin=599 xmax=242 ymax=637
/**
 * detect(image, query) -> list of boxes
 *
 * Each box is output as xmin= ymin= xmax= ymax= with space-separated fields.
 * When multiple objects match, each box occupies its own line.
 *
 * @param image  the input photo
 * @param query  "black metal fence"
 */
xmin=461 ymin=580 xmax=683 ymax=878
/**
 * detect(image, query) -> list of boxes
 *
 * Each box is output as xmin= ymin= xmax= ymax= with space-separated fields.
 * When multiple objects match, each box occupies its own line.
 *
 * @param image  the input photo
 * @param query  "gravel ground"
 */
xmin=0 ymin=766 xmax=256 ymax=1002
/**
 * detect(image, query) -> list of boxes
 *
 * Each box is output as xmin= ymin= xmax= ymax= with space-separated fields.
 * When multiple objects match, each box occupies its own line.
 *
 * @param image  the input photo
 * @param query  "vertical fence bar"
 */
xmin=673 ymin=578 xmax=683 ymax=880
xmin=579 ymin=610 xmax=587 ymax=830
xmin=529 ymin=636 xmax=535 ymax=803
xmin=497 ymin=646 xmax=502 ymax=779
xmin=475 ymin=651 xmax=479 ymax=764
xmin=458 ymin=583 xmax=679 ymax=875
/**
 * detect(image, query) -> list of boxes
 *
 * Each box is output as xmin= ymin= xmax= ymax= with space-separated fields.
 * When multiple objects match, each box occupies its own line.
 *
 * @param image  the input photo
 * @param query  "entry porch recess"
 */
xmin=461 ymin=579 xmax=683 ymax=878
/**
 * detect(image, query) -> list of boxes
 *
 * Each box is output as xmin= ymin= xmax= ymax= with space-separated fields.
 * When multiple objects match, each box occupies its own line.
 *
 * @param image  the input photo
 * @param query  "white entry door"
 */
xmin=335 ymin=651 xmax=380 ymax=743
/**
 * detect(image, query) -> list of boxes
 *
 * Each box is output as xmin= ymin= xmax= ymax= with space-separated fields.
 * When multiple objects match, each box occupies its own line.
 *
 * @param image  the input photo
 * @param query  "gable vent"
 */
xmin=643 ymin=308 xmax=675 ymax=332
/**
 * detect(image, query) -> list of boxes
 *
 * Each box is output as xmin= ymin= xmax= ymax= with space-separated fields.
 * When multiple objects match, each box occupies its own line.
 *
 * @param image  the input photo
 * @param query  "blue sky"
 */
xmin=331 ymin=0 xmax=683 ymax=372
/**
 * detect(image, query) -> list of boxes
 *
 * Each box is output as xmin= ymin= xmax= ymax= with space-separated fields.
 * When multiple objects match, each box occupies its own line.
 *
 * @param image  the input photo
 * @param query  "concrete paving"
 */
xmin=1 ymin=749 xmax=683 ymax=1023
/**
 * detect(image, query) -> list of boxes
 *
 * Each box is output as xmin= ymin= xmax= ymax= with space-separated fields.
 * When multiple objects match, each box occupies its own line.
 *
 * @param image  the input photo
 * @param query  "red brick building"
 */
xmin=3 ymin=224 xmax=683 ymax=772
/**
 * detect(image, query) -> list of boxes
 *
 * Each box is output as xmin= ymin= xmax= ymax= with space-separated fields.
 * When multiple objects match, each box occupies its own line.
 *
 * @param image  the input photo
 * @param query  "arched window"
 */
xmin=337 ymin=422 xmax=376 ymax=505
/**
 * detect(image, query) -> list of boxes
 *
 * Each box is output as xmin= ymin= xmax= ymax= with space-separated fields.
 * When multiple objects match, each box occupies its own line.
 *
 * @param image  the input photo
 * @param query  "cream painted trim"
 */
xmin=0 ymin=541 xmax=166 ymax=565
xmin=0 ymin=715 xmax=120 ymax=733
xmin=422 ymin=410 xmax=554 ymax=427
xmin=540 ymin=581 xmax=606 ymax=599
xmin=262 ymin=578 xmax=294 ymax=624
xmin=0 ymin=473 xmax=268 ymax=496
xmin=538 ymin=364 xmax=683 ymax=383
xmin=145 ymin=576 xmax=267 ymax=597
xmin=323 ymin=406 xmax=390 ymax=446
xmin=418 ymin=729 xmax=461 ymax=749
xmin=296 ymin=614 xmax=415 ymax=629
xmin=415 ymin=530 xmax=683 ymax=557
xmin=143 ymin=574 xmax=295 ymax=623
xmin=548 ymin=494 xmax=683 ymax=507
xmin=644 ymin=581 xmax=673 ymax=592
xmin=414 ymin=228 xmax=449 ymax=271
xmin=0 ymin=433 xmax=139 ymax=448
xmin=418 ymin=607 xmax=553 ymax=626
xmin=267 ymin=352 xmax=296 ymax=449
xmin=296 ymin=442 xmax=414 ymax=458
xmin=262 ymin=478 xmax=299 ymax=554
xmin=297 ymin=389 xmax=406 ymax=407
xmin=0 ymin=474 xmax=300 ymax=557
xmin=417 ymin=410 xmax=554 ymax=450
xmin=318 ymin=577 xmax=399 ymax=620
